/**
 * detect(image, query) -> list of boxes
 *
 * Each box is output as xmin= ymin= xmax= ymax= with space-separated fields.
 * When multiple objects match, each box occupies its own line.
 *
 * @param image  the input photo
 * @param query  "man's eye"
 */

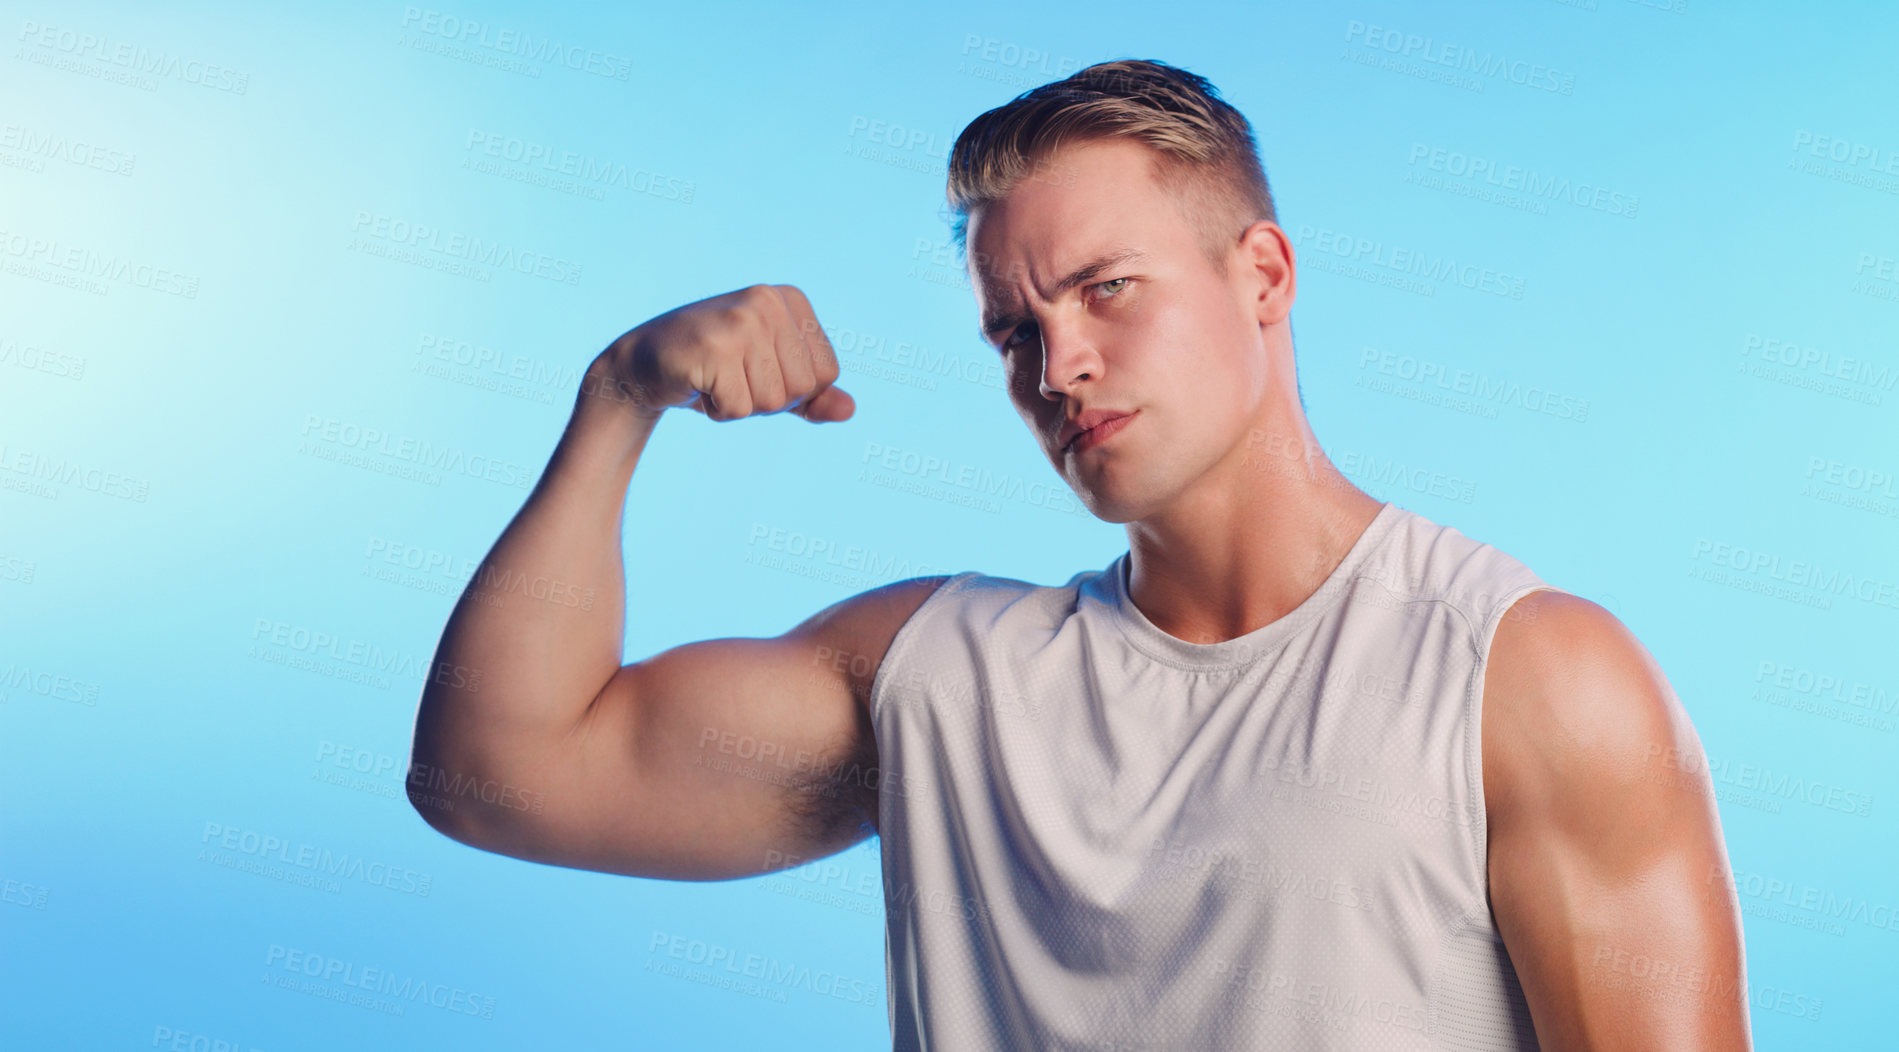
xmin=999 ymin=280 xmax=1128 ymax=351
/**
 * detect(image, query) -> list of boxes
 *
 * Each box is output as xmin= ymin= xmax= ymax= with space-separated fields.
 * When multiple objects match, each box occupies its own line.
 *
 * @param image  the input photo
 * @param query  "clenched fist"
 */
xmin=591 ymin=284 xmax=855 ymax=423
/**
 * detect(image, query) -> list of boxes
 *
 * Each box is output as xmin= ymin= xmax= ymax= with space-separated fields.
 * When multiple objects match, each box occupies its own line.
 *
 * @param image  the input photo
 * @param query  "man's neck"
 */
xmin=1122 ymin=453 xmax=1385 ymax=646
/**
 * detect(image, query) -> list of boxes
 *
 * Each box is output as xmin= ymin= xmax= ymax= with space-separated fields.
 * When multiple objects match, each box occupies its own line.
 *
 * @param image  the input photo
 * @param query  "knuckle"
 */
xmin=742 ymin=284 xmax=783 ymax=317
xmin=716 ymin=287 xmax=776 ymax=334
xmin=781 ymin=371 xmax=815 ymax=398
xmin=776 ymin=284 xmax=814 ymax=317
xmin=719 ymin=303 xmax=762 ymax=336
xmin=780 ymin=358 xmax=815 ymax=387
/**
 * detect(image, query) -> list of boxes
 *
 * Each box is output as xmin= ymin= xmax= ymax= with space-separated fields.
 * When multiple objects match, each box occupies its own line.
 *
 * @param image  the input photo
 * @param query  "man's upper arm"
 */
xmin=428 ymin=574 xmax=951 ymax=882
xmin=1482 ymin=589 xmax=1752 ymax=1051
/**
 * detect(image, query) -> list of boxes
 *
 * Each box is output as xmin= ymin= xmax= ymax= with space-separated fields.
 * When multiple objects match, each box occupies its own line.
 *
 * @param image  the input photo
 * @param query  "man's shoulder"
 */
xmin=1350 ymin=504 xmax=1551 ymax=623
xmin=1483 ymin=590 xmax=1662 ymax=721
xmin=816 ymin=560 xmax=1117 ymax=684
xmin=786 ymin=575 xmax=961 ymax=708
xmin=1479 ymin=591 xmax=1692 ymax=831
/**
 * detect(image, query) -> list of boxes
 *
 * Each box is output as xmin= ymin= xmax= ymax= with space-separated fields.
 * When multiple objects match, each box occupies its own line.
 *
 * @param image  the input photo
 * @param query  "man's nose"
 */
xmin=1037 ymin=322 xmax=1100 ymax=398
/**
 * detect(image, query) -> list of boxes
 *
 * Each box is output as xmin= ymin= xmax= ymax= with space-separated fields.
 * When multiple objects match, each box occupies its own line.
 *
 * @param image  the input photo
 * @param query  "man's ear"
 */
xmin=1238 ymin=220 xmax=1295 ymax=326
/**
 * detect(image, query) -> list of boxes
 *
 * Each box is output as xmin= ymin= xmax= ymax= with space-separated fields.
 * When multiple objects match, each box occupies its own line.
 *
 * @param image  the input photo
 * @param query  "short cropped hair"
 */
xmin=945 ymin=58 xmax=1277 ymax=273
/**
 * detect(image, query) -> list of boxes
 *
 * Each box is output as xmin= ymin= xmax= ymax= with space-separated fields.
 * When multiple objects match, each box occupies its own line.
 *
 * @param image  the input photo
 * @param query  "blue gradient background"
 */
xmin=4 ymin=1 xmax=1896 ymax=1048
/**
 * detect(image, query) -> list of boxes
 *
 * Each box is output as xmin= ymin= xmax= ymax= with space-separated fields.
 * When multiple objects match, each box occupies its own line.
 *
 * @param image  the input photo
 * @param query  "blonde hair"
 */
xmin=945 ymin=58 xmax=1277 ymax=271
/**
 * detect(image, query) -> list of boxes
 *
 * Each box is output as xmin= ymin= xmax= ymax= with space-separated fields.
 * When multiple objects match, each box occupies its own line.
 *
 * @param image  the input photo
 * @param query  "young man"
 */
xmin=407 ymin=59 xmax=1750 ymax=1050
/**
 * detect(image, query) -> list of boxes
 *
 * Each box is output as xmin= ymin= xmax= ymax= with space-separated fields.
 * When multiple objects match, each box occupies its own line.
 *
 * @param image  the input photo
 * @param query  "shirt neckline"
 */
xmin=1096 ymin=501 xmax=1403 ymax=671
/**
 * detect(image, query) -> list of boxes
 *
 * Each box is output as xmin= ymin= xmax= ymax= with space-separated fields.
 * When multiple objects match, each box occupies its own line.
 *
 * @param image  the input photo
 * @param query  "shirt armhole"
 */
xmin=870 ymin=571 xmax=981 ymax=727
xmin=1466 ymin=581 xmax=1563 ymax=902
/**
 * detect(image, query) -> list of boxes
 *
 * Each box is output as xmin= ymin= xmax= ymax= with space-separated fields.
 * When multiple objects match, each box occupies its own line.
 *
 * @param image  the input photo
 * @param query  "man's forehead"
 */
xmin=966 ymin=206 xmax=1146 ymax=288
xmin=963 ymin=143 xmax=1163 ymax=267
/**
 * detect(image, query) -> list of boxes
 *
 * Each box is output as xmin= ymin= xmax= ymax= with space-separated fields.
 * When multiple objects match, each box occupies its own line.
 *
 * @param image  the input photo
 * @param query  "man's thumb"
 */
xmin=792 ymin=384 xmax=855 ymax=423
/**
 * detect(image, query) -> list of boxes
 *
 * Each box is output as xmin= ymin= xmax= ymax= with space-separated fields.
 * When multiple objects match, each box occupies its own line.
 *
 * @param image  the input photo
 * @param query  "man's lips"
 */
xmin=1062 ymin=409 xmax=1138 ymax=453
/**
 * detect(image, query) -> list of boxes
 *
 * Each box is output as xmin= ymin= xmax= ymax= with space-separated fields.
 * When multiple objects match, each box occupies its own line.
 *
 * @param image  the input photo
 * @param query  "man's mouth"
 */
xmin=1063 ymin=410 xmax=1138 ymax=454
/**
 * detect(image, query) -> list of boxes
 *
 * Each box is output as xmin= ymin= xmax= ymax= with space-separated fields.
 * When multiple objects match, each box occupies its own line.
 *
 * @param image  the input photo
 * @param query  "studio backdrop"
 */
xmin=3 ymin=1 xmax=1895 ymax=1048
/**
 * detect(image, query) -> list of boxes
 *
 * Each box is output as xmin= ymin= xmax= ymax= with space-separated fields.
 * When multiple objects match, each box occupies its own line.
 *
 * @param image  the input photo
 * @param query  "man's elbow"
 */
xmin=403 ymin=750 xmax=493 ymax=847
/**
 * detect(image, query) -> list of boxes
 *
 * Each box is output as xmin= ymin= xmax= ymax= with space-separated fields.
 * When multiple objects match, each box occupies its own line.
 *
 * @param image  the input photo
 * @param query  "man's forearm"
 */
xmin=409 ymin=353 xmax=661 ymax=804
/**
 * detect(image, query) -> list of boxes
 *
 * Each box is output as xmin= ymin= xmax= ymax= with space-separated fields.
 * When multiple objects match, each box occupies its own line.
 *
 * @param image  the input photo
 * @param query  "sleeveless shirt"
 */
xmin=870 ymin=501 xmax=1561 ymax=1050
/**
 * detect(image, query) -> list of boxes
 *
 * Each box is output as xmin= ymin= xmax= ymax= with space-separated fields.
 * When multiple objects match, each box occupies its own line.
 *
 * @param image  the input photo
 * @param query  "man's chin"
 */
xmin=1063 ymin=474 xmax=1145 ymax=525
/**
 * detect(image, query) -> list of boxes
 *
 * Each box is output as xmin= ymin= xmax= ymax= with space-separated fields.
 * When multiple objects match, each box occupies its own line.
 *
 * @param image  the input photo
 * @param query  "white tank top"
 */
xmin=871 ymin=501 xmax=1561 ymax=1050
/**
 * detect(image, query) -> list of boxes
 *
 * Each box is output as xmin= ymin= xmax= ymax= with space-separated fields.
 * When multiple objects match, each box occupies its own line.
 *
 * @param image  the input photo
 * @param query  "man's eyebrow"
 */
xmin=977 ymin=247 xmax=1149 ymax=343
